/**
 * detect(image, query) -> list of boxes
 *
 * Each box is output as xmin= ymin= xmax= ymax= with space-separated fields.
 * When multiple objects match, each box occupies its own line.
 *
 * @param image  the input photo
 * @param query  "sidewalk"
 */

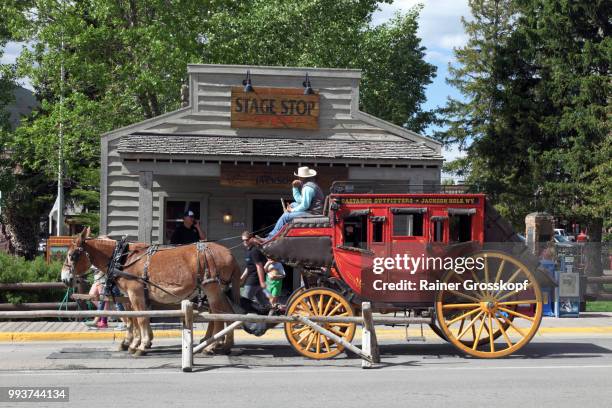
xmin=1 ymin=313 xmax=611 ymax=342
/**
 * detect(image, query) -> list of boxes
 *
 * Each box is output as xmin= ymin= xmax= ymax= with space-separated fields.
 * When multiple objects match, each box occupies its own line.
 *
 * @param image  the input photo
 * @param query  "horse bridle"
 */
xmin=66 ymin=240 xmax=93 ymax=277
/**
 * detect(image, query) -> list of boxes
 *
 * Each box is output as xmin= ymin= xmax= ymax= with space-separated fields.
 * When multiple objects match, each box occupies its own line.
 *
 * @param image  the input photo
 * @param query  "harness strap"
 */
xmin=105 ymin=236 xmax=129 ymax=304
xmin=112 ymin=268 xmax=183 ymax=301
xmin=195 ymin=242 xmax=209 ymax=307
xmin=142 ymin=245 xmax=158 ymax=309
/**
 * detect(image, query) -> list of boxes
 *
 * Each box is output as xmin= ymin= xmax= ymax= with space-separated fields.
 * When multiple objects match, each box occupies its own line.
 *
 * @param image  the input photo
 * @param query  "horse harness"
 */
xmin=101 ymin=239 xmax=226 ymax=308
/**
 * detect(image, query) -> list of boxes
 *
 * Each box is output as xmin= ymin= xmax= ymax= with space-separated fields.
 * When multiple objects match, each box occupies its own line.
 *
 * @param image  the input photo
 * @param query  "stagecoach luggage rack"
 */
xmin=330 ymin=181 xmax=478 ymax=194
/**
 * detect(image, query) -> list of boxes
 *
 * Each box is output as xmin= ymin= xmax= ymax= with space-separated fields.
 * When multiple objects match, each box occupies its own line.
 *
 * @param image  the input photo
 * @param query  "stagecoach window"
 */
xmin=433 ymin=220 xmax=444 ymax=242
xmin=392 ymin=214 xmax=424 ymax=237
xmin=372 ymin=221 xmax=384 ymax=243
xmin=449 ymin=214 xmax=472 ymax=242
xmin=343 ymin=215 xmax=368 ymax=249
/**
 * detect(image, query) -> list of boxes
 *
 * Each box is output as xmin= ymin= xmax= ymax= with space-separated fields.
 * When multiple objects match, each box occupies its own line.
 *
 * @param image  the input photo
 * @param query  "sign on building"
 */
xmin=220 ymin=164 xmax=346 ymax=190
xmin=230 ymin=87 xmax=320 ymax=129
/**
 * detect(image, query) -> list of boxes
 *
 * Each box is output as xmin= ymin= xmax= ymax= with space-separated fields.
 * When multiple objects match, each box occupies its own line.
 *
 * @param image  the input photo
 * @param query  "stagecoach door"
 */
xmin=429 ymin=213 xmax=449 ymax=243
xmin=368 ymin=208 xmax=389 ymax=258
xmin=334 ymin=207 xmax=389 ymax=294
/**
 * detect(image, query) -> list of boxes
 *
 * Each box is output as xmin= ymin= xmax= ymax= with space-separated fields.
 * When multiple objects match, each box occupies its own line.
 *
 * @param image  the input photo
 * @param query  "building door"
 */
xmin=163 ymin=200 xmax=201 ymax=244
xmin=251 ymin=198 xmax=294 ymax=295
xmin=252 ymin=199 xmax=285 ymax=236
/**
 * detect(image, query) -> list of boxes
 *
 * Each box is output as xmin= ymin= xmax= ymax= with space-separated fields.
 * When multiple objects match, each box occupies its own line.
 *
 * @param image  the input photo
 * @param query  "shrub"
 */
xmin=0 ymin=253 xmax=65 ymax=304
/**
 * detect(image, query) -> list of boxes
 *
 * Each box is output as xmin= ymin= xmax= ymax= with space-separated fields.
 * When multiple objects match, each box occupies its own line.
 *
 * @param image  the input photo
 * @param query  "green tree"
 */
xmin=1 ymin=16 xmax=14 ymax=131
xmin=1 ymin=0 xmax=437 ymax=256
xmin=439 ymin=0 xmax=610 ymax=229
xmin=437 ymin=0 xmax=541 ymax=225
xmin=518 ymin=0 xmax=610 ymax=288
xmin=204 ymin=1 xmax=435 ymax=131
xmin=440 ymin=0 xmax=610 ymax=290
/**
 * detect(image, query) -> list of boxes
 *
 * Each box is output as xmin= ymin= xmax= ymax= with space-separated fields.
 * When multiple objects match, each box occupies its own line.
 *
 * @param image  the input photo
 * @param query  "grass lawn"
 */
xmin=586 ymin=301 xmax=612 ymax=312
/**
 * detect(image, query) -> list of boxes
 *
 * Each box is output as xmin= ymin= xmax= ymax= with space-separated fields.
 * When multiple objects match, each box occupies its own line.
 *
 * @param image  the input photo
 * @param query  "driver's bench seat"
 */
xmin=290 ymin=214 xmax=331 ymax=228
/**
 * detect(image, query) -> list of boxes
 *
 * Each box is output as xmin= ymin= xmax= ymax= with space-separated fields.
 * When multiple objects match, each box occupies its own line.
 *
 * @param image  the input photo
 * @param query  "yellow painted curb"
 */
xmin=537 ymin=326 xmax=612 ymax=334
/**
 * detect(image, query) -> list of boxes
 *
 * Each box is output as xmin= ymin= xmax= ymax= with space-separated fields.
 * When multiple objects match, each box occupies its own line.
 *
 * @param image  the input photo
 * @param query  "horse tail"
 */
xmin=230 ymin=258 xmax=241 ymax=305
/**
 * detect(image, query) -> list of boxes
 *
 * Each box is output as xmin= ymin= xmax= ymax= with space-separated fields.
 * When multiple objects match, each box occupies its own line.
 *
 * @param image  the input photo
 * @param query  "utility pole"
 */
xmin=56 ymin=36 xmax=64 ymax=236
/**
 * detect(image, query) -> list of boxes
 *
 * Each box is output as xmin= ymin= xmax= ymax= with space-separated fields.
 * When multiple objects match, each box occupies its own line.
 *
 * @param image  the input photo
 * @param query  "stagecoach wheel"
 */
xmin=284 ymin=288 xmax=356 ymax=359
xmin=435 ymin=251 xmax=542 ymax=358
xmin=430 ymin=311 xmax=517 ymax=346
xmin=285 ymin=286 xmax=307 ymax=308
xmin=428 ymin=322 xmax=448 ymax=341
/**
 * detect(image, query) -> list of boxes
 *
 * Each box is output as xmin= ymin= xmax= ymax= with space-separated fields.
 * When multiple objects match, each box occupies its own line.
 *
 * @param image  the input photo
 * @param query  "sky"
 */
xmin=1 ymin=0 xmax=471 ymax=171
xmin=372 ymin=0 xmax=471 ymax=170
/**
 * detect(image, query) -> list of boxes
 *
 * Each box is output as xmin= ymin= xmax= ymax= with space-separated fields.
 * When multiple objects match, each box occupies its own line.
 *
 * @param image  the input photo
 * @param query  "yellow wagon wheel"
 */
xmin=284 ymin=287 xmax=356 ymax=359
xmin=435 ymin=251 xmax=542 ymax=358
xmin=431 ymin=309 xmax=517 ymax=346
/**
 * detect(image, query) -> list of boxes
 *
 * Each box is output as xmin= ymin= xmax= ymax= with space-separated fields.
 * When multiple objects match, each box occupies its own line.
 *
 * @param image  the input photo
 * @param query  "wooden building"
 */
xmin=100 ymin=64 xmax=443 ymax=258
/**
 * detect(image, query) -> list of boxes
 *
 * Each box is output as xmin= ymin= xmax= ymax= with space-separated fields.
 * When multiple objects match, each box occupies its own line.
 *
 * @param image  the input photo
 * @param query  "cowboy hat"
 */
xmin=294 ymin=166 xmax=317 ymax=178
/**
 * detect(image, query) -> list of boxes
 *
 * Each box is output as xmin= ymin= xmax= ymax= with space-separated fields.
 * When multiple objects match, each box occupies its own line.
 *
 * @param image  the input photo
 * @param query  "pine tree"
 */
xmin=438 ymin=0 xmax=541 ymax=225
xmin=441 ymin=0 xmax=610 ymax=291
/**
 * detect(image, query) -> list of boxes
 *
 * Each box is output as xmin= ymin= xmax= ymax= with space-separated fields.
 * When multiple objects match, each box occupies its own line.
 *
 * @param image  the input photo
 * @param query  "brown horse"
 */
xmin=61 ymin=228 xmax=241 ymax=356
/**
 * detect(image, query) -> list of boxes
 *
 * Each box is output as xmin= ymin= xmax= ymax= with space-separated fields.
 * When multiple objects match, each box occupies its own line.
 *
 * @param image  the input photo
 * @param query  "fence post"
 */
xmin=361 ymin=302 xmax=380 ymax=368
xmin=181 ymin=300 xmax=193 ymax=372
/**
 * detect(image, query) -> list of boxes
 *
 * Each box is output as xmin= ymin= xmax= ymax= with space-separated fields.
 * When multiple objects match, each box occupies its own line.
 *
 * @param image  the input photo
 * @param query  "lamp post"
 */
xmin=56 ymin=37 xmax=64 ymax=236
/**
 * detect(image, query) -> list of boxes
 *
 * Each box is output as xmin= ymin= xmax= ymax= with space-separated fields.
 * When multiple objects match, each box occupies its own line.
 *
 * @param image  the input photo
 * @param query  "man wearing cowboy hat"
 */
xmin=263 ymin=166 xmax=325 ymax=239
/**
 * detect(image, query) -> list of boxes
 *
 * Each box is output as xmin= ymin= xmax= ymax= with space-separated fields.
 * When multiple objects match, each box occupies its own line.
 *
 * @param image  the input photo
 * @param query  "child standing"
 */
xmin=87 ymin=269 xmax=106 ymax=327
xmin=264 ymin=258 xmax=285 ymax=306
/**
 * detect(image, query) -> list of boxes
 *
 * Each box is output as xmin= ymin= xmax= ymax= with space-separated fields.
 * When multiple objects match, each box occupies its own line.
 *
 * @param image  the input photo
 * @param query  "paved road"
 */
xmin=1 ymin=332 xmax=611 ymax=408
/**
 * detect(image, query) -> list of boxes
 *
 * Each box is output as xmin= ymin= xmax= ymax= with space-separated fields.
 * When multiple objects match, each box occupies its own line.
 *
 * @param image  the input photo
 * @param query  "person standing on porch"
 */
xmin=170 ymin=210 xmax=206 ymax=245
xmin=262 ymin=166 xmax=325 ymax=239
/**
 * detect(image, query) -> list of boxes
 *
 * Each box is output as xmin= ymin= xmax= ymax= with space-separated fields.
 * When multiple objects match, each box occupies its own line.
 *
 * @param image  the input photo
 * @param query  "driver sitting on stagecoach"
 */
xmin=258 ymin=166 xmax=325 ymax=241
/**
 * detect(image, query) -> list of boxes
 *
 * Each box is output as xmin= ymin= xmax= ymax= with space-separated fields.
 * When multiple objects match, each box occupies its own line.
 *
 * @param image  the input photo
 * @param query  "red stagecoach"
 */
xmin=261 ymin=182 xmax=554 ymax=359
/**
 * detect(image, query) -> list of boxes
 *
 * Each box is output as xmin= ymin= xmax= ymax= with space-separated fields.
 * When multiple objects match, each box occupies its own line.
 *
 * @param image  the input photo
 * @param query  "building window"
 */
xmin=164 ymin=200 xmax=200 ymax=244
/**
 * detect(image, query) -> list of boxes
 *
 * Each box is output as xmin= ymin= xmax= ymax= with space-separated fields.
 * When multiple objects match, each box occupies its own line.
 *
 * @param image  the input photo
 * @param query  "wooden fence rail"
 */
xmin=0 ymin=302 xmax=433 ymax=372
xmin=0 ymin=282 xmax=67 ymax=291
xmin=586 ymin=276 xmax=612 ymax=284
xmin=0 ymin=302 xmax=78 ymax=311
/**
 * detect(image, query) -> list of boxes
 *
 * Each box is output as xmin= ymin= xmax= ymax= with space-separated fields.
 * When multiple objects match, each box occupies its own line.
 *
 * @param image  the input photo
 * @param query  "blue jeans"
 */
xmin=97 ymin=284 xmax=125 ymax=312
xmin=266 ymin=211 xmax=307 ymax=238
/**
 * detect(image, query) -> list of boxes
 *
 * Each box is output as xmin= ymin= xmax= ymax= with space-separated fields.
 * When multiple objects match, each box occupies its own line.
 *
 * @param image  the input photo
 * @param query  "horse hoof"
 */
xmin=117 ymin=343 xmax=129 ymax=352
xmin=128 ymin=347 xmax=136 ymax=354
xmin=133 ymin=349 xmax=146 ymax=357
xmin=145 ymin=343 xmax=152 ymax=349
xmin=213 ymin=347 xmax=231 ymax=355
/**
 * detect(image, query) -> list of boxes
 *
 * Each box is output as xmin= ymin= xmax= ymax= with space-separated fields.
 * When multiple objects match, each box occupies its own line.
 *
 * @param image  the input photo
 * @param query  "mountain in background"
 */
xmin=6 ymin=85 xmax=38 ymax=129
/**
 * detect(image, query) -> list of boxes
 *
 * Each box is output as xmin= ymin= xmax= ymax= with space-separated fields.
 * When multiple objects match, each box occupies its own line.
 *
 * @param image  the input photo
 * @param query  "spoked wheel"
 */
xmin=436 ymin=251 xmax=542 ymax=358
xmin=284 ymin=287 xmax=356 ymax=359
